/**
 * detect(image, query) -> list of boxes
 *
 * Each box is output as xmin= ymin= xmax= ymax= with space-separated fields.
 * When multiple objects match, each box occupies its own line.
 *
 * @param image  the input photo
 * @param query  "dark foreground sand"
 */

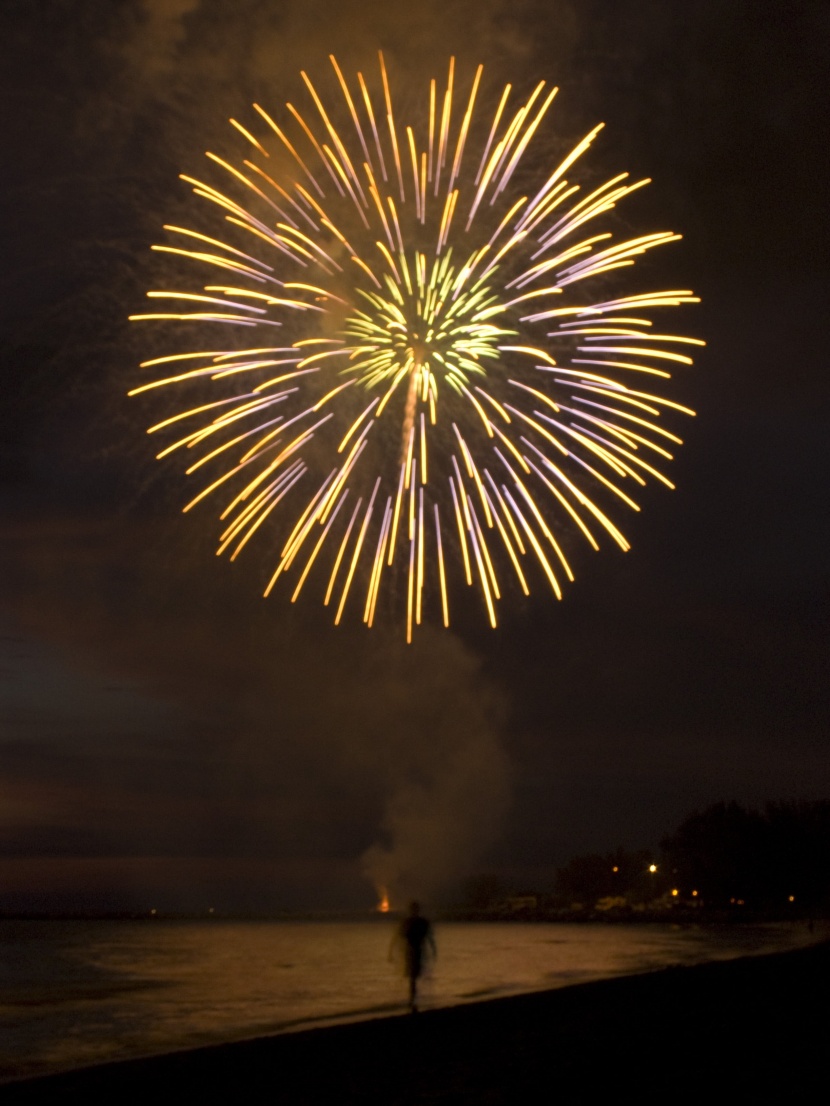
xmin=4 ymin=940 xmax=828 ymax=1103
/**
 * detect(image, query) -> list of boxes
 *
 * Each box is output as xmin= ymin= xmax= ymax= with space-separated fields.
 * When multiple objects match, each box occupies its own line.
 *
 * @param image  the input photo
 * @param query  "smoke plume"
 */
xmin=360 ymin=630 xmax=511 ymax=908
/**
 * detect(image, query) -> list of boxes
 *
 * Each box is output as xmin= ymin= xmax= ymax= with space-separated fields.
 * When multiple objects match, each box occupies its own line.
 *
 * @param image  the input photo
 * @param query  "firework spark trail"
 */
xmin=130 ymin=54 xmax=703 ymax=639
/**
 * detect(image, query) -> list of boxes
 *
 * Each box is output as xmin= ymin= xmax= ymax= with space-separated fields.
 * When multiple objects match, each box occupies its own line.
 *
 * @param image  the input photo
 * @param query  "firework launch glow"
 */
xmin=130 ymin=54 xmax=702 ymax=639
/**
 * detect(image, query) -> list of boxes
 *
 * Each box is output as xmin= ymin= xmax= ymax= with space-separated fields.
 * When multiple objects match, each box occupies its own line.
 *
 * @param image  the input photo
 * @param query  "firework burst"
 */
xmin=130 ymin=55 xmax=702 ymax=639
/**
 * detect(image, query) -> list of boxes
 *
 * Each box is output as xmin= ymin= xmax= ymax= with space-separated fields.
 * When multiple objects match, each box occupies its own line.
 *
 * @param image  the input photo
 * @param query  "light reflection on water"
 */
xmin=0 ymin=919 xmax=821 ymax=1081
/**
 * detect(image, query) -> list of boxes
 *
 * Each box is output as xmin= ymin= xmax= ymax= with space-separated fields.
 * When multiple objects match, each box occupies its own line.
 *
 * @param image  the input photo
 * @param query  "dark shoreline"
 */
xmin=4 ymin=941 xmax=828 ymax=1103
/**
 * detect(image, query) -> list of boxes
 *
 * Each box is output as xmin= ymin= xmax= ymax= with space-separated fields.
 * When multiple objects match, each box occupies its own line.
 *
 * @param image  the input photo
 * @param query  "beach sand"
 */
xmin=4 ymin=938 xmax=827 ymax=1103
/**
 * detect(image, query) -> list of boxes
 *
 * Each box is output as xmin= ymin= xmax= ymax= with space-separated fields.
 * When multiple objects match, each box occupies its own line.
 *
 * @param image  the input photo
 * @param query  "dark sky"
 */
xmin=1 ymin=0 xmax=827 ymax=913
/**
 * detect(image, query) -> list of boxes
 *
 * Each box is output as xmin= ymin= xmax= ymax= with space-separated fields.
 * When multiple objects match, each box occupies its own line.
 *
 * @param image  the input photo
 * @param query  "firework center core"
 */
xmin=343 ymin=252 xmax=515 ymax=411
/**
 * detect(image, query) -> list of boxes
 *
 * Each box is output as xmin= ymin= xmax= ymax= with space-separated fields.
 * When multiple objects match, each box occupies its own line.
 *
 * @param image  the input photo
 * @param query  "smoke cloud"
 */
xmin=360 ymin=630 xmax=511 ymax=908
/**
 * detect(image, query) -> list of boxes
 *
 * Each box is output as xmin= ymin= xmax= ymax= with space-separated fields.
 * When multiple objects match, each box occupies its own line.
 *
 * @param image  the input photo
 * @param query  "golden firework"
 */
xmin=131 ymin=55 xmax=702 ymax=639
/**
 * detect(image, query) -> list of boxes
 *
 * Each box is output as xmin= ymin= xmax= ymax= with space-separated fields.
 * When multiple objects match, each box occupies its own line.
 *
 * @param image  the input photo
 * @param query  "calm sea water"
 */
xmin=0 ymin=918 xmax=821 ymax=1082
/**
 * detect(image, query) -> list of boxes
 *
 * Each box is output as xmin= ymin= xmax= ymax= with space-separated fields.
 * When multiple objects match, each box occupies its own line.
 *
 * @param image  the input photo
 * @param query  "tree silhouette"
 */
xmin=661 ymin=800 xmax=830 ymax=910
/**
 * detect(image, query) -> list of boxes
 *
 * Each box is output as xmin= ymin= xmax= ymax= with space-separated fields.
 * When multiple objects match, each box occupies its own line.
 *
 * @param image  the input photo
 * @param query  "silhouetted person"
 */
xmin=395 ymin=901 xmax=436 ymax=1012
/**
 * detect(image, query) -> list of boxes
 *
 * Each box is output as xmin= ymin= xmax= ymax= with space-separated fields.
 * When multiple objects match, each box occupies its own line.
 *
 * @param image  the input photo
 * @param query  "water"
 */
xmin=0 ymin=918 xmax=821 ymax=1082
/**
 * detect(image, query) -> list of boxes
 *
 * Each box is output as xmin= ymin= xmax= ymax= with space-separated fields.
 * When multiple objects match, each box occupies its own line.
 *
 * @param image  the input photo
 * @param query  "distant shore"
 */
xmin=0 ymin=906 xmax=820 ymax=922
xmin=5 ymin=940 xmax=828 ymax=1103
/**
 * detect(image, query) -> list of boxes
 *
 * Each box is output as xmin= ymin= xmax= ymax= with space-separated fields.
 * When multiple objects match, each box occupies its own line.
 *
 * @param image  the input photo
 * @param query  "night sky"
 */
xmin=1 ymin=0 xmax=827 ymax=913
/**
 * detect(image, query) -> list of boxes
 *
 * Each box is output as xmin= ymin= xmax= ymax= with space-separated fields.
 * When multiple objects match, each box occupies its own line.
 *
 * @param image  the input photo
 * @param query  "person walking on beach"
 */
xmin=394 ymin=901 xmax=436 ymax=1012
